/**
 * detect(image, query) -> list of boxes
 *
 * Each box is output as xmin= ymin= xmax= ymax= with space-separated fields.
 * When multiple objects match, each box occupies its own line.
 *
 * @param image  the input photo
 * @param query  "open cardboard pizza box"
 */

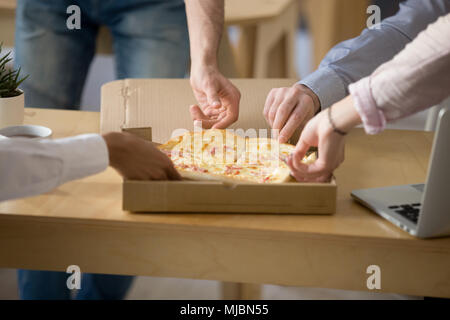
xmin=101 ymin=79 xmax=337 ymax=214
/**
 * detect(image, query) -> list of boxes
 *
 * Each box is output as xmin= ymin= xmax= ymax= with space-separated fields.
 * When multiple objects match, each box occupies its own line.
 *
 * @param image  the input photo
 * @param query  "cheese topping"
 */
xmin=159 ymin=129 xmax=316 ymax=183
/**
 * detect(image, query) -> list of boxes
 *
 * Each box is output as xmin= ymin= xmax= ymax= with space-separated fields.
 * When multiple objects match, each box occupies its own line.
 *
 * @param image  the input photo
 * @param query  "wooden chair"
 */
xmin=225 ymin=0 xmax=300 ymax=78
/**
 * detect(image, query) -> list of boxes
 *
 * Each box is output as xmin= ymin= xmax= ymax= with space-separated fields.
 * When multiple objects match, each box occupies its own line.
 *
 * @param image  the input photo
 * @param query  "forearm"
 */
xmin=185 ymin=0 xmax=224 ymax=68
xmin=330 ymin=96 xmax=362 ymax=133
xmin=371 ymin=14 xmax=450 ymax=120
xmin=300 ymin=0 xmax=450 ymax=109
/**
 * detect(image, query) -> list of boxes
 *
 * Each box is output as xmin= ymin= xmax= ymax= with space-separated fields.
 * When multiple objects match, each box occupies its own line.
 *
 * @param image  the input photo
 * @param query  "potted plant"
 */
xmin=0 ymin=43 xmax=28 ymax=128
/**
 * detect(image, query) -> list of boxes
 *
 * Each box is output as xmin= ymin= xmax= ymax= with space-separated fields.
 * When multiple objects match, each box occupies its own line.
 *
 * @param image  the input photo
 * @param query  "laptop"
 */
xmin=351 ymin=106 xmax=450 ymax=238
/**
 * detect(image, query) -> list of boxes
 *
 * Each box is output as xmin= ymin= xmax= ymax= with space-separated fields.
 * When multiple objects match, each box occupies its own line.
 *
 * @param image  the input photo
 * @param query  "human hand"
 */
xmin=189 ymin=65 xmax=241 ymax=129
xmin=287 ymin=95 xmax=361 ymax=182
xmin=263 ymin=84 xmax=320 ymax=143
xmin=102 ymin=132 xmax=181 ymax=180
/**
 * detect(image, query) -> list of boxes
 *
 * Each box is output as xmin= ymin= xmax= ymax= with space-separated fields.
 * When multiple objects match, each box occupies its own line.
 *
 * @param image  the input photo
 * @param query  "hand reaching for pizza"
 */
xmin=264 ymin=84 xmax=320 ymax=143
xmin=189 ymin=65 xmax=241 ymax=129
xmin=287 ymin=110 xmax=345 ymax=183
xmin=102 ymin=132 xmax=181 ymax=181
xmin=288 ymin=95 xmax=361 ymax=182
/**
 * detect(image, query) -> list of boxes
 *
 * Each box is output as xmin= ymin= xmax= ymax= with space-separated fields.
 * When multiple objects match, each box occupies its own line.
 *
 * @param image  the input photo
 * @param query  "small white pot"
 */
xmin=0 ymin=90 xmax=24 ymax=129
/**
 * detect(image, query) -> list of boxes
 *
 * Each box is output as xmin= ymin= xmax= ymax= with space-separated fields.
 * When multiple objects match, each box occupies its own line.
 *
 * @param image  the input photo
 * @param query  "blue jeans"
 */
xmin=14 ymin=0 xmax=189 ymax=299
xmin=17 ymin=270 xmax=135 ymax=300
xmin=15 ymin=0 xmax=189 ymax=109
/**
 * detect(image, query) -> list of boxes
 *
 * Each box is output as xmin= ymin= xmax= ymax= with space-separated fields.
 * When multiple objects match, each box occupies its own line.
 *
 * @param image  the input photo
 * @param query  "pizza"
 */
xmin=158 ymin=129 xmax=316 ymax=184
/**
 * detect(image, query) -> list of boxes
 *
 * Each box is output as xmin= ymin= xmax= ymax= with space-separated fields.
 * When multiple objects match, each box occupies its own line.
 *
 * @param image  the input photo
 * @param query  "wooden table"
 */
xmin=1 ymin=79 xmax=449 ymax=299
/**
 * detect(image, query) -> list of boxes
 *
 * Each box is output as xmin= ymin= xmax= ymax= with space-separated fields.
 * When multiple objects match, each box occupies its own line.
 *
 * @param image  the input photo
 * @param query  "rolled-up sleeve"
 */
xmin=0 ymin=134 xmax=109 ymax=202
xmin=349 ymin=13 xmax=450 ymax=134
xmin=299 ymin=0 xmax=450 ymax=109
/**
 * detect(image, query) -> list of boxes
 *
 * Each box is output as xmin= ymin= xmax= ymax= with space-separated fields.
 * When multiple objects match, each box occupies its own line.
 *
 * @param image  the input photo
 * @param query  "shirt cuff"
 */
xmin=349 ymin=77 xmax=387 ymax=135
xmin=298 ymin=67 xmax=348 ymax=109
xmin=43 ymin=134 xmax=109 ymax=185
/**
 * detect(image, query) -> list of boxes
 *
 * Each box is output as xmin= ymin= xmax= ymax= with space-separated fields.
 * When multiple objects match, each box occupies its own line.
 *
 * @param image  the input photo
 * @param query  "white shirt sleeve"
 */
xmin=0 ymin=134 xmax=109 ymax=202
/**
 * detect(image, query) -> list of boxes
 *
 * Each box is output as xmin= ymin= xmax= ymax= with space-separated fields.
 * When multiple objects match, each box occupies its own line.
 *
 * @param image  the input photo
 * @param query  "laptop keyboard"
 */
xmin=388 ymin=203 xmax=421 ymax=224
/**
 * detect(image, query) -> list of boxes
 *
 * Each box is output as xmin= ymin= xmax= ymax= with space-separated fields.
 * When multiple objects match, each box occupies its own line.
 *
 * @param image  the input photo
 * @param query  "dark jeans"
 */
xmin=15 ymin=0 xmax=190 ymax=109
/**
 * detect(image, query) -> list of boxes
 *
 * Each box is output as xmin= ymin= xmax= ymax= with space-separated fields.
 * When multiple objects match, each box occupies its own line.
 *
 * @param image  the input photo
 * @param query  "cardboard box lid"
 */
xmin=101 ymin=78 xmax=296 ymax=143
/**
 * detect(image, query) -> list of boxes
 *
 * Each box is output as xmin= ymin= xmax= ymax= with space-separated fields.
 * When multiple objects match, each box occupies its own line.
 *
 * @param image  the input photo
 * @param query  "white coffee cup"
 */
xmin=0 ymin=125 xmax=52 ymax=140
xmin=0 ymin=90 xmax=25 ymax=129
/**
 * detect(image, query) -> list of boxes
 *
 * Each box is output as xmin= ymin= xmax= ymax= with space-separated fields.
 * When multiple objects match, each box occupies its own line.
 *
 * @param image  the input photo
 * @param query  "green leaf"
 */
xmin=0 ymin=45 xmax=28 ymax=96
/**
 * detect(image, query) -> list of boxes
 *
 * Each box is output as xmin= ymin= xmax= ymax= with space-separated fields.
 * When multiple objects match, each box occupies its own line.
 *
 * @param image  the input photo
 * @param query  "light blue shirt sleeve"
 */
xmin=299 ymin=0 xmax=450 ymax=109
